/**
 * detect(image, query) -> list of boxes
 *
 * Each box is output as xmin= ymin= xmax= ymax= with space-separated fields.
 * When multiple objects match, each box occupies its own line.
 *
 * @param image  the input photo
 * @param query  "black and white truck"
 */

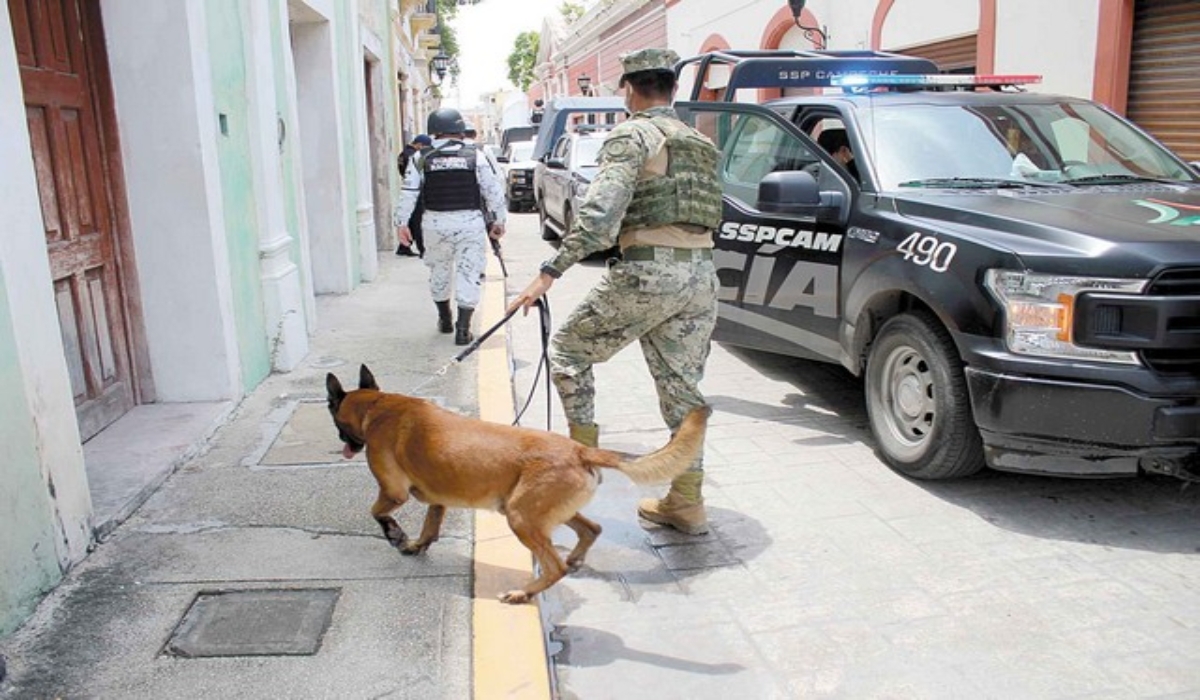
xmin=671 ymin=49 xmax=1200 ymax=482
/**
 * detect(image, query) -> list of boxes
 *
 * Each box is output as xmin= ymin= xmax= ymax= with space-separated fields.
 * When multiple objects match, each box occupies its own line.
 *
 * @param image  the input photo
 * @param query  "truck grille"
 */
xmin=1141 ymin=267 xmax=1200 ymax=375
xmin=1146 ymin=267 xmax=1200 ymax=296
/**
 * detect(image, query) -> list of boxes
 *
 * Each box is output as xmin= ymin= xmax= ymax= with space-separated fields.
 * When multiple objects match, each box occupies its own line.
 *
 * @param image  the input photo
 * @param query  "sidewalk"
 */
xmin=0 ymin=253 xmax=548 ymax=699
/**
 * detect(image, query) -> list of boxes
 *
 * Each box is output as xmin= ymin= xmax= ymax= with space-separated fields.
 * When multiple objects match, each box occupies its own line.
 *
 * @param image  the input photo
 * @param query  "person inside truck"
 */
xmin=1001 ymin=122 xmax=1054 ymax=179
xmin=817 ymin=128 xmax=859 ymax=181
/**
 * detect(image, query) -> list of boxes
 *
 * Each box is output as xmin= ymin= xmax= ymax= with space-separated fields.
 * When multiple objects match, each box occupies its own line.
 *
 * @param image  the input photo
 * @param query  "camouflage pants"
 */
xmin=421 ymin=210 xmax=488 ymax=309
xmin=551 ymin=254 xmax=717 ymax=472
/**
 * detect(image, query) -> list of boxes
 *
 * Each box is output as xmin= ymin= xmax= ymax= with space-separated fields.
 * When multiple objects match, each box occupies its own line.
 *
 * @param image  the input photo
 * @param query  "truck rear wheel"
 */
xmin=865 ymin=312 xmax=985 ymax=479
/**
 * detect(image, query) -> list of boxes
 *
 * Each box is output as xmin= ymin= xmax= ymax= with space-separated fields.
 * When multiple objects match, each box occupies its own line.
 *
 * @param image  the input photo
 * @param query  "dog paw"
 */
xmin=566 ymin=557 xmax=586 ymax=572
xmin=499 ymin=589 xmax=531 ymax=605
xmin=400 ymin=542 xmax=430 ymax=556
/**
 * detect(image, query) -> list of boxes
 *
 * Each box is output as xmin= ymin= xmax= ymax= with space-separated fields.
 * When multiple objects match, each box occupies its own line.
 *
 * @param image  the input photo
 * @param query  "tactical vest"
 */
xmin=621 ymin=116 xmax=723 ymax=232
xmin=421 ymin=142 xmax=482 ymax=212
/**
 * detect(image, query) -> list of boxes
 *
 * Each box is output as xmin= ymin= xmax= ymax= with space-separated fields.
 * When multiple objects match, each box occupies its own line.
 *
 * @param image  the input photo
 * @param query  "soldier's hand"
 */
xmin=507 ymin=273 xmax=554 ymax=316
xmin=397 ymin=225 xmax=412 ymax=246
xmin=489 ymin=222 xmax=505 ymax=240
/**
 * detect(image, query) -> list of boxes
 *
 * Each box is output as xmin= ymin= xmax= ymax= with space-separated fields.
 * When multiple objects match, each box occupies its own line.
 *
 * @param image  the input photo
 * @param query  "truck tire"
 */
xmin=865 ymin=311 xmax=985 ymax=479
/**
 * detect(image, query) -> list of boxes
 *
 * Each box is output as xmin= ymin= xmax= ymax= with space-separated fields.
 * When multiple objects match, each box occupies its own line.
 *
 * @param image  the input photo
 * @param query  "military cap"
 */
xmin=619 ymin=48 xmax=680 ymax=80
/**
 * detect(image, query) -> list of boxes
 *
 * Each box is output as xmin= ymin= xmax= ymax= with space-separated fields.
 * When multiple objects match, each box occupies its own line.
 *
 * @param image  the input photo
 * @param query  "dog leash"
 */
xmin=406 ymin=304 xmax=521 ymax=396
xmin=511 ymin=296 xmax=553 ymax=430
xmin=408 ymin=297 xmax=554 ymax=431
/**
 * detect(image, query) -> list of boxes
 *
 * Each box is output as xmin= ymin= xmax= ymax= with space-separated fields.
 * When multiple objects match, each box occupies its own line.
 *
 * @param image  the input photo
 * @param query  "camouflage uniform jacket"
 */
xmin=546 ymin=105 xmax=703 ymax=274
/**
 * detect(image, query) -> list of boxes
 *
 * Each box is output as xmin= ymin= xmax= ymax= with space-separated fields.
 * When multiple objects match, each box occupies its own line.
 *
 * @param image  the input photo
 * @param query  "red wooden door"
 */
xmin=10 ymin=0 xmax=135 ymax=440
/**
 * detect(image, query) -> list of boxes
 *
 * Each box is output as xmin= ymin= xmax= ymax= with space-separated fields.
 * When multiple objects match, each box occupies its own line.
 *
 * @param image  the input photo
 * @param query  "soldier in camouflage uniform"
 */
xmin=508 ymin=48 xmax=723 ymax=535
xmin=396 ymin=108 xmax=506 ymax=345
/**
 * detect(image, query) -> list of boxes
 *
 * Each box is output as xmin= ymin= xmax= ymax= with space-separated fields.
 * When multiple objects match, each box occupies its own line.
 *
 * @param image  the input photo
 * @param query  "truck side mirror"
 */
xmin=757 ymin=170 xmax=847 ymax=223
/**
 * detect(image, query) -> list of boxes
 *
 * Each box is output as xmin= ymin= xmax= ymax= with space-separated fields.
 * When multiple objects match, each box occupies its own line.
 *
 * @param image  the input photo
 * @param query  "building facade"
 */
xmin=665 ymin=0 xmax=1199 ymax=160
xmin=532 ymin=0 xmax=668 ymax=102
xmin=0 ymin=0 xmax=440 ymax=636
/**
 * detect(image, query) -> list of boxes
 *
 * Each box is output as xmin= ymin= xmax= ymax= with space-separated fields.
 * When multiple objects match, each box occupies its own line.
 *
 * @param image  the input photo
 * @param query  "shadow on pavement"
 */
xmin=916 ymin=470 xmax=1200 ymax=554
xmin=552 ymin=625 xmax=744 ymax=674
xmin=719 ymin=342 xmax=1200 ymax=555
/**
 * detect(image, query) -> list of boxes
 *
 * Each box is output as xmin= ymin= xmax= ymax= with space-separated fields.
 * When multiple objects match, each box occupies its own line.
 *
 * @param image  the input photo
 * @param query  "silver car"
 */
xmin=536 ymin=129 xmax=608 ymax=240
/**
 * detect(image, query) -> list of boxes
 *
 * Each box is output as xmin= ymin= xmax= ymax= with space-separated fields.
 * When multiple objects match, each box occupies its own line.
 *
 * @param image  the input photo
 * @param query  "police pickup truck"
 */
xmin=673 ymin=49 xmax=1200 ymax=481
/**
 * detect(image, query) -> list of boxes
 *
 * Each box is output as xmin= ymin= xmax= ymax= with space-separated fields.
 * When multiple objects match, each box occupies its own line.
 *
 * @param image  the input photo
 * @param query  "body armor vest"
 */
xmin=621 ymin=116 xmax=723 ymax=232
xmin=421 ymin=142 xmax=482 ymax=212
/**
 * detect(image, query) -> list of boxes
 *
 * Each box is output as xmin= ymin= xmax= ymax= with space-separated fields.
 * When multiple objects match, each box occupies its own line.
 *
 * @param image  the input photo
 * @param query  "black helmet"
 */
xmin=427 ymin=108 xmax=466 ymax=135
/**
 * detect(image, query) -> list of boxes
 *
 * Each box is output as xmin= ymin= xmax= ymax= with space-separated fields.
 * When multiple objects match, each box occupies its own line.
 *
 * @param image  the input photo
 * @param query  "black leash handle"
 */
xmin=452 ymin=298 xmax=531 ymax=363
xmin=434 ymin=294 xmax=553 ymax=430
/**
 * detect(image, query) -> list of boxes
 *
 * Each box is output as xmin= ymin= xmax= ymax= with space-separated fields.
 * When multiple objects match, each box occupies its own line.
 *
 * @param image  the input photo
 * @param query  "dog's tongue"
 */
xmin=342 ymin=444 xmax=357 ymax=460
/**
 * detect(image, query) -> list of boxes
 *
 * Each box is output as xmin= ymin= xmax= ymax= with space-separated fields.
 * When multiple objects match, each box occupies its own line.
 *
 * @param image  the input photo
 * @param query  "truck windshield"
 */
xmin=507 ymin=141 xmax=536 ymax=163
xmin=860 ymin=100 xmax=1198 ymax=191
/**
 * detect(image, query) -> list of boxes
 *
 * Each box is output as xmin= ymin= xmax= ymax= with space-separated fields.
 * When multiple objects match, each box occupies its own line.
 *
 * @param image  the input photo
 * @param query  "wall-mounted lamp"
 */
xmin=431 ymin=51 xmax=450 ymax=83
xmin=787 ymin=0 xmax=828 ymax=50
xmin=577 ymin=73 xmax=592 ymax=96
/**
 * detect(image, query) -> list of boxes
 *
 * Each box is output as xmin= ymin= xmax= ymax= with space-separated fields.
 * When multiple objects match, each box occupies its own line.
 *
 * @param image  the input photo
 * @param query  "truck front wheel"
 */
xmin=865 ymin=312 xmax=985 ymax=479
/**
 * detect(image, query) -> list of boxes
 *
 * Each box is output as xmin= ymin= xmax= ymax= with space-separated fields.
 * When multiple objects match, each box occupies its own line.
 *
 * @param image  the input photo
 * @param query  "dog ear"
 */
xmin=359 ymin=364 xmax=379 ymax=391
xmin=326 ymin=373 xmax=346 ymax=404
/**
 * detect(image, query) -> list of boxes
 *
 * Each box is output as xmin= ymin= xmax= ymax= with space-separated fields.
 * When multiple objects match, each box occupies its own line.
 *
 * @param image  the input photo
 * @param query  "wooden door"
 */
xmin=10 ymin=0 xmax=135 ymax=440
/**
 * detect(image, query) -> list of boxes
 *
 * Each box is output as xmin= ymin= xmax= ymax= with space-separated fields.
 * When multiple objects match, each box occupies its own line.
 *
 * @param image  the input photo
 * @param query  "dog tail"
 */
xmin=601 ymin=405 xmax=712 ymax=485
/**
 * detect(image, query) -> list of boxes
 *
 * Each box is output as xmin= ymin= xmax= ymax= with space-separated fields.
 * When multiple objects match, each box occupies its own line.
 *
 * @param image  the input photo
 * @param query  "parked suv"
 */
xmin=536 ymin=128 xmax=609 ymax=240
xmin=669 ymin=50 xmax=1200 ymax=482
xmin=500 ymin=139 xmax=537 ymax=212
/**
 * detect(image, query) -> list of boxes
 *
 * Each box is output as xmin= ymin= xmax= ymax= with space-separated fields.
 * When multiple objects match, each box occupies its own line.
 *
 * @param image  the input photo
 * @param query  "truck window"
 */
xmin=720 ymin=112 xmax=820 ymax=208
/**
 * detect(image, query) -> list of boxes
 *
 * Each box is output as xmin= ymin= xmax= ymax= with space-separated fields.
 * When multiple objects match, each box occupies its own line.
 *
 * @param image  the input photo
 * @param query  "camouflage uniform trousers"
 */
xmin=420 ymin=210 xmax=488 ymax=309
xmin=551 ymin=255 xmax=718 ymax=473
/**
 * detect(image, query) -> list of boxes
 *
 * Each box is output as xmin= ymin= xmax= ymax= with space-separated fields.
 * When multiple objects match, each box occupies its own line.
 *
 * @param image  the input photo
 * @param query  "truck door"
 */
xmin=676 ymin=101 xmax=853 ymax=362
xmin=545 ymin=135 xmax=571 ymax=221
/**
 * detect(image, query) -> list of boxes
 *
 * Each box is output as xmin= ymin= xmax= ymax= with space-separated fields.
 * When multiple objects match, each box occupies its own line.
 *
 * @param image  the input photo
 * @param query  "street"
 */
xmin=499 ymin=211 xmax=1200 ymax=699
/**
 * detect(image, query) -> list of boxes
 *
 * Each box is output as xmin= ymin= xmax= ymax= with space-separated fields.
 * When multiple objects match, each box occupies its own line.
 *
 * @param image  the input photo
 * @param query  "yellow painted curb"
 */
xmin=473 ymin=255 xmax=553 ymax=700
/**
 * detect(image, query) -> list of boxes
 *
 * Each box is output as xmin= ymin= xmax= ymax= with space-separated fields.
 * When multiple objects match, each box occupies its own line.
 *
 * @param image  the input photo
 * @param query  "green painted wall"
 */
xmin=0 ymin=269 xmax=63 ymax=636
xmin=207 ymin=0 xmax=270 ymax=392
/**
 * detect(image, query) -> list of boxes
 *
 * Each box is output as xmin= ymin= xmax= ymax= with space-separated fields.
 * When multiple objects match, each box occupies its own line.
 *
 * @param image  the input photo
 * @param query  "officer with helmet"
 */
xmin=395 ymin=107 xmax=507 ymax=344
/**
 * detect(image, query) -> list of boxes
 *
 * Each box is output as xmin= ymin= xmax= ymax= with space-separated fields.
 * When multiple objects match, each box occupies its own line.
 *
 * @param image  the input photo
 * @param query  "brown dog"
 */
xmin=326 ymin=364 xmax=710 ymax=604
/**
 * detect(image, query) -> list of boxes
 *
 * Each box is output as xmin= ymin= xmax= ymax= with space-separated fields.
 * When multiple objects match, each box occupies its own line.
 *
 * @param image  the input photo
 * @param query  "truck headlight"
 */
xmin=983 ymin=270 xmax=1145 ymax=364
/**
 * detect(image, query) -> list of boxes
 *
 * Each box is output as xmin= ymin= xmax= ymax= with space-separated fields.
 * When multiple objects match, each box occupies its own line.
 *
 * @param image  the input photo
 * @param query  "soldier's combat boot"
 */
xmin=568 ymin=423 xmax=599 ymax=447
xmin=435 ymin=301 xmax=453 ymax=334
xmin=637 ymin=471 xmax=708 ymax=535
xmin=454 ymin=306 xmax=474 ymax=346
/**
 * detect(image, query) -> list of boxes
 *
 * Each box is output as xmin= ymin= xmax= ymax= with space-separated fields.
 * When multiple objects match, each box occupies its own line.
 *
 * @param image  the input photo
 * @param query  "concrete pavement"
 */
xmin=498 ymin=213 xmax=1200 ymax=700
xmin=0 ymin=250 xmax=530 ymax=699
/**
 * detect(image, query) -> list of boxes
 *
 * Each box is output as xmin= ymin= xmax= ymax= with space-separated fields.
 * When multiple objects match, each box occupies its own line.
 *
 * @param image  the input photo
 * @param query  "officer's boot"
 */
xmin=435 ymin=301 xmax=453 ymax=334
xmin=454 ymin=306 xmax=474 ymax=346
xmin=568 ymin=423 xmax=599 ymax=448
xmin=637 ymin=471 xmax=708 ymax=535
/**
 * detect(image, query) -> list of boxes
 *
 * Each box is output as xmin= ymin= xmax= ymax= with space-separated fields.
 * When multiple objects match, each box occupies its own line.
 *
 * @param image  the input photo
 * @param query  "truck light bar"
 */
xmin=830 ymin=73 xmax=1042 ymax=88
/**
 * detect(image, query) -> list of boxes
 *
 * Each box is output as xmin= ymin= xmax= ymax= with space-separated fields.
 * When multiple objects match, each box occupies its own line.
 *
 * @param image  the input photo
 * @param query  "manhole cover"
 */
xmin=165 ymin=588 xmax=340 ymax=657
